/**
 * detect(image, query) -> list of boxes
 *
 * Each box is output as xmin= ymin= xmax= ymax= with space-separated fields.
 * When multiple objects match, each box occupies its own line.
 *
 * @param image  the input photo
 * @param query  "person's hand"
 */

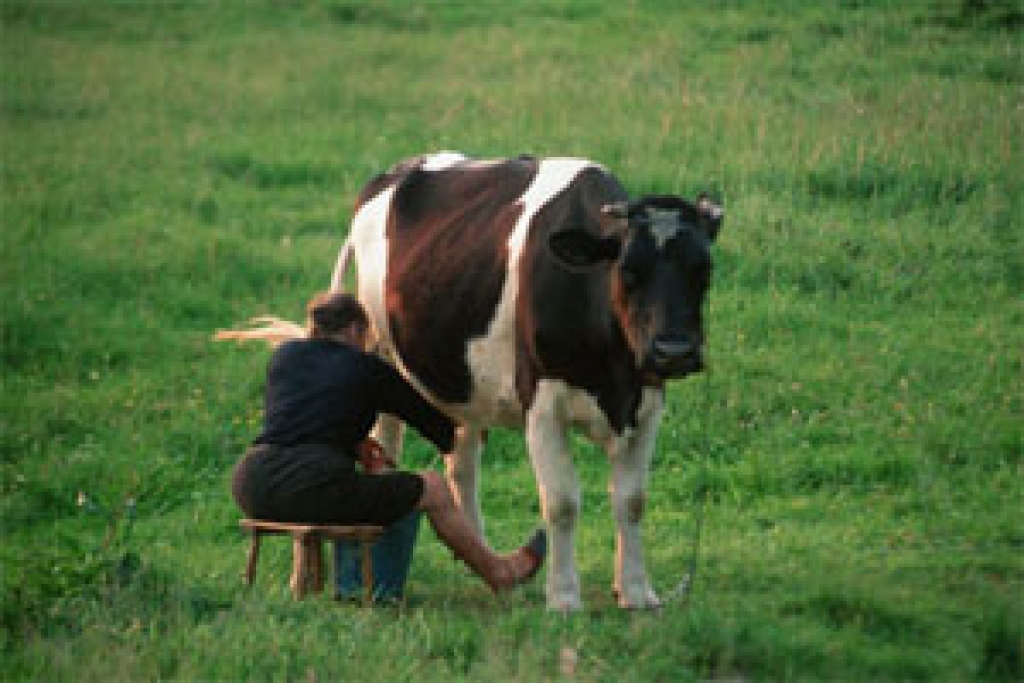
xmin=357 ymin=438 xmax=397 ymax=474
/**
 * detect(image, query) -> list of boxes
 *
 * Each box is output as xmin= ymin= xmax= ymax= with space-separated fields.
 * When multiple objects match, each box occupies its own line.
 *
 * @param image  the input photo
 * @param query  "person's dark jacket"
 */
xmin=255 ymin=338 xmax=456 ymax=454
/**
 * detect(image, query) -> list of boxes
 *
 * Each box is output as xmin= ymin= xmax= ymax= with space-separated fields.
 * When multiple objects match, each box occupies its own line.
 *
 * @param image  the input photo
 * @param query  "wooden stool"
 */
xmin=240 ymin=519 xmax=384 ymax=605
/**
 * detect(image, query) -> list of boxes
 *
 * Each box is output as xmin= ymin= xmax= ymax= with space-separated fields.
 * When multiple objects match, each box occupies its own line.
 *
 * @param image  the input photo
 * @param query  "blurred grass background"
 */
xmin=1 ymin=1 xmax=1021 ymax=680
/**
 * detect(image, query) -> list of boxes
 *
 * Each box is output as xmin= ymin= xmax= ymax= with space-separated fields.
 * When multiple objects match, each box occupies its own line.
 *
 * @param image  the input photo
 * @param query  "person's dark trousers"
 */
xmin=334 ymin=510 xmax=422 ymax=602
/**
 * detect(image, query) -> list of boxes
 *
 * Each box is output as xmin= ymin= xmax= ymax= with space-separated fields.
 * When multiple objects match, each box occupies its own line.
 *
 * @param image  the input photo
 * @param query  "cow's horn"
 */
xmin=601 ymin=202 xmax=629 ymax=219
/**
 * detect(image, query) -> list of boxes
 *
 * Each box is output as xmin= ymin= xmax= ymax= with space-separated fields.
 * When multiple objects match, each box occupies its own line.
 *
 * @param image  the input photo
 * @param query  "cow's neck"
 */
xmin=519 ymin=325 xmax=655 ymax=436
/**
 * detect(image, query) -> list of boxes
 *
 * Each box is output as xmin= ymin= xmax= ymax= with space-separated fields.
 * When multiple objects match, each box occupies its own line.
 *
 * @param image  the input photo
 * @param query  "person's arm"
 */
xmin=364 ymin=354 xmax=456 ymax=453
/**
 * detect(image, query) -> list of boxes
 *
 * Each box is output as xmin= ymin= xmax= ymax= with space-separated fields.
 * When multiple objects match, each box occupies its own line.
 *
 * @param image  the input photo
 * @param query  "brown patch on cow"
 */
xmin=354 ymin=155 xmax=436 ymax=212
xmin=384 ymin=156 xmax=539 ymax=403
xmin=610 ymin=271 xmax=647 ymax=368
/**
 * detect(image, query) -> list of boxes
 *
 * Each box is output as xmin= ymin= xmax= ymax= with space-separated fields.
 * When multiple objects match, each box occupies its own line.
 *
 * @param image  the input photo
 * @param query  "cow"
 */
xmin=329 ymin=151 xmax=723 ymax=611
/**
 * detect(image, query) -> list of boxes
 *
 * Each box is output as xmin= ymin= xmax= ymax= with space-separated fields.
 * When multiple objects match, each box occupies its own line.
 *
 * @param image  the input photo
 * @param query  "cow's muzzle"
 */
xmin=648 ymin=336 xmax=704 ymax=377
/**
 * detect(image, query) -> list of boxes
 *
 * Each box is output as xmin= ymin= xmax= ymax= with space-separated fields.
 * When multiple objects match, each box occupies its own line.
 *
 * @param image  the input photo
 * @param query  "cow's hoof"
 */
xmin=546 ymin=595 xmax=583 ymax=613
xmin=616 ymin=587 xmax=662 ymax=611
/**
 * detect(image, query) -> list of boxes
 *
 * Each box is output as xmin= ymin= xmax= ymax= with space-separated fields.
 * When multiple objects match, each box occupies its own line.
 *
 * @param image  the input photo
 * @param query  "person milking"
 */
xmin=230 ymin=291 xmax=546 ymax=603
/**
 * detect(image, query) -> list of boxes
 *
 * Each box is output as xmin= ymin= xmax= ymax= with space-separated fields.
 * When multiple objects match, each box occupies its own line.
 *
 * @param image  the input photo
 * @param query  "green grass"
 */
xmin=2 ymin=0 xmax=1021 ymax=680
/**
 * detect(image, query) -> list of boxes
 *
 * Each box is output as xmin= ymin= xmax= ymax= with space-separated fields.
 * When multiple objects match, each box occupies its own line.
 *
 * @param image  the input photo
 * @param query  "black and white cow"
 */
xmin=332 ymin=152 xmax=723 ymax=610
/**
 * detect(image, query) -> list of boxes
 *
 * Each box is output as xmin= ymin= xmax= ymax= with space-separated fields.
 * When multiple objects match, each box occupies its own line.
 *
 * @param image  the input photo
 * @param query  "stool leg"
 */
xmin=245 ymin=533 xmax=261 ymax=586
xmin=310 ymin=538 xmax=325 ymax=594
xmin=360 ymin=540 xmax=374 ymax=607
xmin=290 ymin=535 xmax=308 ymax=600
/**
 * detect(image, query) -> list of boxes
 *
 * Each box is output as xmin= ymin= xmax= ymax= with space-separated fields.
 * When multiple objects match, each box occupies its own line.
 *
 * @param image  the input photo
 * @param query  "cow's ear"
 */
xmin=548 ymin=229 xmax=621 ymax=271
xmin=696 ymin=193 xmax=724 ymax=242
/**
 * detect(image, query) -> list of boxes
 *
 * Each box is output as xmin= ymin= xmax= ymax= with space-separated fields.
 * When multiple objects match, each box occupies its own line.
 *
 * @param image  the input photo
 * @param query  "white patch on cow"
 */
xmin=649 ymin=209 xmax=682 ymax=249
xmin=421 ymin=151 xmax=468 ymax=171
xmin=349 ymin=184 xmax=399 ymax=354
xmin=461 ymin=158 xmax=596 ymax=427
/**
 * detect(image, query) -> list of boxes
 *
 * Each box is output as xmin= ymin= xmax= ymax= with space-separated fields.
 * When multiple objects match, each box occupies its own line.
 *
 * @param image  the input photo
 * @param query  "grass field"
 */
xmin=1 ymin=0 xmax=1021 ymax=680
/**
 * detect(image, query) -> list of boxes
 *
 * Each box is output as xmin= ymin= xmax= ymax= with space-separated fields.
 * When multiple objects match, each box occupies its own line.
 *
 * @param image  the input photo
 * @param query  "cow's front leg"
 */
xmin=608 ymin=389 xmax=664 ymax=610
xmin=444 ymin=426 xmax=486 ymax=541
xmin=527 ymin=387 xmax=582 ymax=611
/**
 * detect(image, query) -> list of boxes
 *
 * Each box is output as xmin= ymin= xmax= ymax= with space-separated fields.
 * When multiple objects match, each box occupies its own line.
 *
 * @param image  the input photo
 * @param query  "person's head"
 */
xmin=306 ymin=291 xmax=371 ymax=349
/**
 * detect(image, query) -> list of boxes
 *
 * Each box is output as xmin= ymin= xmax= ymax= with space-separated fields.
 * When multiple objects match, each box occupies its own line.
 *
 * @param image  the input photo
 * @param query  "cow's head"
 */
xmin=547 ymin=194 xmax=723 ymax=379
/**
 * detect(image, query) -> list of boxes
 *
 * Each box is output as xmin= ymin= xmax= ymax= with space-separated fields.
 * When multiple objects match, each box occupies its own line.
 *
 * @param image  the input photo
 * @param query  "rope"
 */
xmin=665 ymin=364 xmax=713 ymax=607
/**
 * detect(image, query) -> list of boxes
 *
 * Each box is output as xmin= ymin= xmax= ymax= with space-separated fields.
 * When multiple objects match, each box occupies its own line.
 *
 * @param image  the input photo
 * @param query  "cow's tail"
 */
xmin=330 ymin=234 xmax=355 ymax=293
xmin=213 ymin=316 xmax=306 ymax=348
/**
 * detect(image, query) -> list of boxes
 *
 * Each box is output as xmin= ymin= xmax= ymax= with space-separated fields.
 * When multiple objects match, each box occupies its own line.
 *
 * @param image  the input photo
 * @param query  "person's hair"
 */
xmin=306 ymin=291 xmax=369 ymax=339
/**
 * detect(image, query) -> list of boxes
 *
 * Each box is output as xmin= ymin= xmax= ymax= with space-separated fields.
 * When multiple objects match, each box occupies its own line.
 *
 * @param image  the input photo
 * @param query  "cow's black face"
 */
xmin=547 ymin=194 xmax=723 ymax=380
xmin=618 ymin=209 xmax=711 ymax=377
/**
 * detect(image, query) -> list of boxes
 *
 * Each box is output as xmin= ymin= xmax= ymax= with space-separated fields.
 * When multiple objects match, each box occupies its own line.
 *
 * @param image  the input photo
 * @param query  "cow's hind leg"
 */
xmin=444 ymin=427 xmax=486 ymax=541
xmin=527 ymin=386 xmax=582 ymax=611
xmin=371 ymin=414 xmax=405 ymax=465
